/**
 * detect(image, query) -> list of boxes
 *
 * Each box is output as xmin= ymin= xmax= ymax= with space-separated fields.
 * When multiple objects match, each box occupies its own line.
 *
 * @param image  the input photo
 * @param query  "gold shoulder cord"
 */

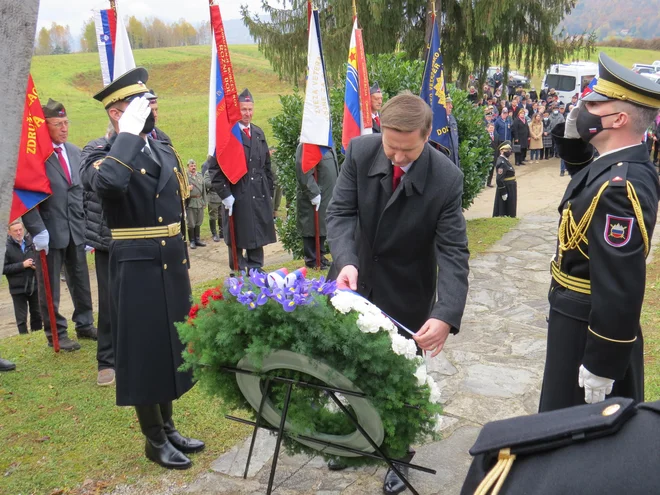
xmin=626 ymin=181 xmax=650 ymax=257
xmin=474 ymin=448 xmax=517 ymax=495
xmin=169 ymin=145 xmax=191 ymax=240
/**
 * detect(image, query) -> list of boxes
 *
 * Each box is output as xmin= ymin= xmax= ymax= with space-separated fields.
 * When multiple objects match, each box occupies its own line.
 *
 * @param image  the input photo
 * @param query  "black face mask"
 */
xmin=576 ymin=106 xmax=619 ymax=143
xmin=141 ymin=111 xmax=156 ymax=135
xmin=503 ymin=151 xmax=512 ymax=158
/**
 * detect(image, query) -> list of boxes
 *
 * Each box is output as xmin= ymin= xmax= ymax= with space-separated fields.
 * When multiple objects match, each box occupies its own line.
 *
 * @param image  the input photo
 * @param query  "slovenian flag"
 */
xmin=581 ymin=77 xmax=598 ymax=99
xmin=420 ymin=17 xmax=451 ymax=152
xmin=300 ymin=9 xmax=333 ymax=173
xmin=94 ymin=2 xmax=135 ymax=86
xmin=208 ymin=3 xmax=246 ymax=184
xmin=10 ymin=75 xmax=52 ymax=223
xmin=341 ymin=19 xmax=372 ymax=153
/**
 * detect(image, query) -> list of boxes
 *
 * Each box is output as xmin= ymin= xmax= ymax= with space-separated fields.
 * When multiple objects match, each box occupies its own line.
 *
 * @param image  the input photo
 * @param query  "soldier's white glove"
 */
xmin=578 ymin=365 xmax=614 ymax=404
xmin=33 ymin=230 xmax=49 ymax=255
xmin=118 ymin=96 xmax=151 ymax=136
xmin=502 ymin=194 xmax=508 ymax=201
xmin=222 ymin=194 xmax=235 ymax=216
xmin=564 ymin=100 xmax=582 ymax=139
xmin=311 ymin=194 xmax=321 ymax=211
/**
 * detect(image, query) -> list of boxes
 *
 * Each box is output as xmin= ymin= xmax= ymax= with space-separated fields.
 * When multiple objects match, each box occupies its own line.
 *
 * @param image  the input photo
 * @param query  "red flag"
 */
xmin=11 ymin=75 xmax=52 ymax=223
xmin=209 ymin=4 xmax=246 ymax=184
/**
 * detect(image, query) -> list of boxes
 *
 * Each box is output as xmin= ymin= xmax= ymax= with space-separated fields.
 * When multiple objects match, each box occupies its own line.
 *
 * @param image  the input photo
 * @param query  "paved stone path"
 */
xmin=169 ymin=211 xmax=559 ymax=495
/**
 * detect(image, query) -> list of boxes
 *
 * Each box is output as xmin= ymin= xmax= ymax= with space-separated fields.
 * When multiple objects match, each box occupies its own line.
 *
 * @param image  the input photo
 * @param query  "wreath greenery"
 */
xmin=177 ymin=270 xmax=442 ymax=465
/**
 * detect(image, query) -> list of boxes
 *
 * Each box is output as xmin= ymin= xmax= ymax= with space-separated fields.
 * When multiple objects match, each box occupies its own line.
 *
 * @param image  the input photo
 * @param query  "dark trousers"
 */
xmin=95 ymin=250 xmax=114 ymax=370
xmin=228 ymin=246 xmax=264 ymax=271
xmin=654 ymin=141 xmax=660 ymax=163
xmin=11 ymin=291 xmax=42 ymax=335
xmin=302 ymin=236 xmax=328 ymax=266
xmin=35 ymin=240 xmax=94 ymax=340
xmin=544 ymin=147 xmax=552 ymax=159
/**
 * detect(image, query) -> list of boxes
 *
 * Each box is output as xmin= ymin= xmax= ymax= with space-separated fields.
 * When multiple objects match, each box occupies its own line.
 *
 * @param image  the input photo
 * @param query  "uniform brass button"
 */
xmin=163 ymin=264 xmax=168 ymax=270
xmin=141 ymin=169 xmax=146 ymax=174
xmin=182 ymin=259 xmax=187 ymax=264
xmin=173 ymin=167 xmax=177 ymax=172
xmin=161 ymin=240 xmax=166 ymax=246
xmin=602 ymin=404 xmax=620 ymax=416
xmin=176 ymin=190 xmax=179 ymax=195
xmin=616 ymin=162 xmax=623 ymax=167
xmin=156 ymin=194 xmax=159 ymax=198
xmin=158 ymin=217 xmax=163 ymax=223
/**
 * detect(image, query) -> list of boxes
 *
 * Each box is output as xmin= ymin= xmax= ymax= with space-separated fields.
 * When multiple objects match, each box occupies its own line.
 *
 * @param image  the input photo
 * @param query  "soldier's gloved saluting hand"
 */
xmin=579 ymin=364 xmax=614 ymax=404
xmin=119 ymin=97 xmax=151 ymax=136
xmin=564 ymin=100 xmax=582 ymax=139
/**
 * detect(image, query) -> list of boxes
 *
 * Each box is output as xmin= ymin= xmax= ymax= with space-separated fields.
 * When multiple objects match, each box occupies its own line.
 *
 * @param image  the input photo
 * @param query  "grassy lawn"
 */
xmin=642 ymin=252 xmax=660 ymax=401
xmin=0 ymin=216 xmax=517 ymax=494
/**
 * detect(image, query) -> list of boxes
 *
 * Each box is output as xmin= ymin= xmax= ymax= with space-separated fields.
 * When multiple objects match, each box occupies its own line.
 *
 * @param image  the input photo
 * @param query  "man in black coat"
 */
xmin=492 ymin=141 xmax=517 ymax=217
xmin=326 ymin=92 xmax=470 ymax=495
xmin=80 ymin=124 xmax=116 ymax=386
xmin=370 ymin=82 xmax=383 ymax=133
xmin=209 ymin=89 xmax=276 ymax=271
xmin=3 ymin=220 xmax=41 ymax=335
xmin=539 ymin=53 xmax=660 ymax=413
xmin=81 ymin=68 xmax=204 ymax=469
xmin=22 ymin=99 xmax=96 ymax=351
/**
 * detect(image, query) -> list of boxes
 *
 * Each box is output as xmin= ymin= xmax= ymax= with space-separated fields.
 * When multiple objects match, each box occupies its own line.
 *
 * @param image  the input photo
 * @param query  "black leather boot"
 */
xmin=383 ymin=449 xmax=415 ymax=495
xmin=194 ymin=226 xmax=206 ymax=247
xmin=160 ymin=402 xmax=205 ymax=454
xmin=188 ymin=228 xmax=196 ymax=249
xmin=135 ymin=405 xmax=192 ymax=469
xmin=210 ymin=219 xmax=221 ymax=242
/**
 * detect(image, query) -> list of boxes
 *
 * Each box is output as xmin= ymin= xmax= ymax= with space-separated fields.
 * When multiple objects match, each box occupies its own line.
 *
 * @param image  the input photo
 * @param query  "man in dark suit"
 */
xmin=539 ymin=53 xmax=660 ymax=413
xmin=147 ymin=89 xmax=172 ymax=145
xmin=22 ymin=99 xmax=96 ymax=351
xmin=371 ymin=82 xmax=383 ymax=133
xmin=81 ymin=68 xmax=204 ymax=469
xmin=326 ymin=92 xmax=470 ymax=495
xmin=209 ymin=88 xmax=276 ymax=271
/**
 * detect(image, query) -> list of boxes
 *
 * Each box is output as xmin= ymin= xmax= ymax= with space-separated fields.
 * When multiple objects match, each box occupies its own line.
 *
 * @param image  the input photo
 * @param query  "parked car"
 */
xmin=632 ymin=64 xmax=658 ymax=75
xmin=542 ymin=61 xmax=598 ymax=104
xmin=641 ymin=73 xmax=660 ymax=85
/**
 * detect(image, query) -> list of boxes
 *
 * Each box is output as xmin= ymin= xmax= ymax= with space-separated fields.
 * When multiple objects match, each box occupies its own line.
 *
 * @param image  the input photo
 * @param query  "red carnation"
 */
xmin=200 ymin=287 xmax=224 ymax=307
xmin=188 ymin=304 xmax=200 ymax=320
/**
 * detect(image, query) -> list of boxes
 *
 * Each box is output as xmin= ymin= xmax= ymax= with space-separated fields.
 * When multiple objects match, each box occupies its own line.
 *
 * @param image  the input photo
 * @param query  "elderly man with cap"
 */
xmin=492 ymin=141 xmax=517 ymax=217
xmin=80 ymin=67 xmax=204 ymax=469
xmin=209 ymin=88 xmax=276 ymax=271
xmin=186 ymin=158 xmax=207 ymax=249
xmin=538 ymin=53 xmax=660 ymax=413
xmin=146 ymin=89 xmax=172 ymax=145
xmin=370 ymin=82 xmax=383 ymax=133
xmin=22 ymin=99 xmax=96 ymax=352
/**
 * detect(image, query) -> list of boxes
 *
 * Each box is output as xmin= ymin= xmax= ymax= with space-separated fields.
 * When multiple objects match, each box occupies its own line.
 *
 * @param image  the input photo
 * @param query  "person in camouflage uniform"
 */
xmin=186 ymin=159 xmax=207 ymax=249
xmin=202 ymin=155 xmax=223 ymax=242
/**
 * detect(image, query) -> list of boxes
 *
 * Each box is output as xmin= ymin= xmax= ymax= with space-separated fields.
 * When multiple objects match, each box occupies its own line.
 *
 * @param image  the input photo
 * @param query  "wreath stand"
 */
xmin=221 ymin=366 xmax=437 ymax=495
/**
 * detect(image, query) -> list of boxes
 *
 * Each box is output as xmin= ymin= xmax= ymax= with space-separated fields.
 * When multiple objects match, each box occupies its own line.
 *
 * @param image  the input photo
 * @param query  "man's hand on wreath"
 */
xmin=414 ymin=318 xmax=451 ymax=357
xmin=336 ymin=265 xmax=358 ymax=291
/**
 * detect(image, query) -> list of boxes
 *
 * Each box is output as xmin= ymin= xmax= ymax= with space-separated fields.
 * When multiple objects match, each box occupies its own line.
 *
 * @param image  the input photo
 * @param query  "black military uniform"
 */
xmin=461 ymin=397 xmax=660 ymax=494
xmin=209 ymin=88 xmax=276 ymax=271
xmin=81 ymin=68 xmax=204 ymax=470
xmin=539 ymin=53 xmax=660 ymax=413
xmin=492 ymin=141 xmax=517 ymax=217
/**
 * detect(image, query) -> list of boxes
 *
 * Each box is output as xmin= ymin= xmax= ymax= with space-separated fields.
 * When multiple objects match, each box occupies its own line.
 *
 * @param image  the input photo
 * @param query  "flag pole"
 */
xmin=352 ymin=0 xmax=357 ymax=18
xmin=110 ymin=0 xmax=116 ymax=14
xmin=40 ymin=251 xmax=60 ymax=353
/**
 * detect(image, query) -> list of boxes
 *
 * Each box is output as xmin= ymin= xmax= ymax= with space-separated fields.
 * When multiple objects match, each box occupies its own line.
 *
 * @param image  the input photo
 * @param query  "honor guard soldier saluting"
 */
xmin=80 ymin=68 xmax=204 ymax=469
xmin=492 ymin=141 xmax=517 ymax=218
xmin=539 ymin=53 xmax=660 ymax=413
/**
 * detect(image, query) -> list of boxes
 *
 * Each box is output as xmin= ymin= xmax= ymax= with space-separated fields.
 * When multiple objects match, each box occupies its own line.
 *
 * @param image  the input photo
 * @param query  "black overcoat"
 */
xmin=80 ymin=133 xmax=193 ymax=406
xmin=493 ymin=155 xmax=517 ymax=218
xmin=209 ymin=124 xmax=276 ymax=249
xmin=539 ymin=142 xmax=659 ymax=412
xmin=326 ymin=134 xmax=470 ymax=335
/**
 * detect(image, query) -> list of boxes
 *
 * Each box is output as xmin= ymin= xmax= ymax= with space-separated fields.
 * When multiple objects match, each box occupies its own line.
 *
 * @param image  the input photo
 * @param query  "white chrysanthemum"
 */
xmin=426 ymin=376 xmax=442 ymax=404
xmin=330 ymin=292 xmax=354 ymax=314
xmin=390 ymin=333 xmax=419 ymax=361
xmin=414 ymin=364 xmax=428 ymax=386
xmin=432 ymin=413 xmax=444 ymax=434
xmin=356 ymin=313 xmax=382 ymax=333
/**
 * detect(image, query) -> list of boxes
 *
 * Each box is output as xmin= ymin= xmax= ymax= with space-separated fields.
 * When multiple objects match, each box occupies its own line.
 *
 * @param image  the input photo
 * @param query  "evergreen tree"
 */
xmin=242 ymin=0 xmax=593 ymax=85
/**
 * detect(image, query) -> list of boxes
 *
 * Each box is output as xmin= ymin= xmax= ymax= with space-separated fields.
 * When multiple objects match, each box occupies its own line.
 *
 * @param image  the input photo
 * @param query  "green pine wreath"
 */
xmin=177 ymin=271 xmax=442 ymax=465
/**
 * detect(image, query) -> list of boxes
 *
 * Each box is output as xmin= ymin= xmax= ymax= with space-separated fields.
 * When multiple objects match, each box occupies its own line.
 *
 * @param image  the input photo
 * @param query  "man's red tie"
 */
xmin=243 ymin=127 xmax=251 ymax=139
xmin=374 ymin=115 xmax=381 ymax=128
xmin=392 ymin=165 xmax=405 ymax=191
xmin=53 ymin=146 xmax=72 ymax=184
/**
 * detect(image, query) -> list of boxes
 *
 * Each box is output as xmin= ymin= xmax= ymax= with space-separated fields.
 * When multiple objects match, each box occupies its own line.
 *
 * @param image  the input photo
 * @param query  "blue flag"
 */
xmin=420 ymin=19 xmax=451 ymax=151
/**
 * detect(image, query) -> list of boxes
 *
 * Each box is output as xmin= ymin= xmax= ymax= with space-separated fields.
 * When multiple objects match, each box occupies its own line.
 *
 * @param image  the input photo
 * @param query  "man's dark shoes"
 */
xmin=145 ymin=437 xmax=192 ymax=470
xmin=166 ymin=430 xmax=205 ymax=454
xmin=195 ymin=239 xmax=207 ymax=247
xmin=48 ymin=336 xmax=81 ymax=351
xmin=327 ymin=458 xmax=348 ymax=471
xmin=213 ymin=235 xmax=221 ymax=242
xmin=190 ymin=240 xmax=197 ymax=249
xmin=0 ymin=358 xmax=16 ymax=372
xmin=383 ymin=450 xmax=414 ymax=495
xmin=77 ymin=326 xmax=98 ymax=341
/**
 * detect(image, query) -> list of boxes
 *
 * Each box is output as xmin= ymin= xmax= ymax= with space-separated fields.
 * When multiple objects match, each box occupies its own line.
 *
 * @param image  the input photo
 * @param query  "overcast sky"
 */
xmin=37 ymin=0 xmax=265 ymax=37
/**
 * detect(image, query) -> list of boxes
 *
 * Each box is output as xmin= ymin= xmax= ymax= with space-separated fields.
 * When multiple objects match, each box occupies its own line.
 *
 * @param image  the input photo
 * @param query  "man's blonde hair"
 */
xmin=381 ymin=91 xmax=433 ymax=137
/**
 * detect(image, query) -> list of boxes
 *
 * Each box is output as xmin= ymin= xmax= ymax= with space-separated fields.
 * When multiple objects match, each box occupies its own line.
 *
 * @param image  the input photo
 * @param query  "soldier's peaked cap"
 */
xmin=93 ymin=67 xmax=155 ymax=108
xmin=582 ymin=52 xmax=660 ymax=108
xmin=499 ymin=140 xmax=512 ymax=151
xmin=239 ymin=88 xmax=253 ymax=103
xmin=370 ymin=82 xmax=381 ymax=95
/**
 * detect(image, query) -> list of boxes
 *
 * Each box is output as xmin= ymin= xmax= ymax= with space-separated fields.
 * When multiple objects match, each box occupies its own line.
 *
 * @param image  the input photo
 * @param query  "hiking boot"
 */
xmin=48 ymin=336 xmax=81 ymax=352
xmin=97 ymin=369 xmax=116 ymax=387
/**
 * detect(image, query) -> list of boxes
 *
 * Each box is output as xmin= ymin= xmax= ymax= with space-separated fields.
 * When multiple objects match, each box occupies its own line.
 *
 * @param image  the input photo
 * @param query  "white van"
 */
xmin=542 ymin=62 xmax=598 ymax=104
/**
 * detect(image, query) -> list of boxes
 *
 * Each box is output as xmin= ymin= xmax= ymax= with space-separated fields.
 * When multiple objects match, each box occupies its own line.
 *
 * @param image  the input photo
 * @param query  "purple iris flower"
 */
xmin=281 ymin=298 xmax=298 ymax=312
xmin=227 ymin=277 xmax=243 ymax=297
xmin=249 ymin=269 xmax=268 ymax=288
xmin=256 ymin=292 xmax=269 ymax=306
